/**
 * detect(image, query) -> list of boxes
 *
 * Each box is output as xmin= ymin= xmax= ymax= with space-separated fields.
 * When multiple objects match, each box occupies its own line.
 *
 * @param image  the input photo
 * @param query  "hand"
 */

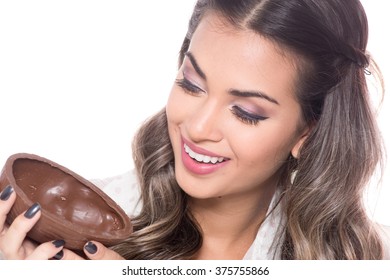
xmin=0 ymin=185 xmax=124 ymax=260
xmin=79 ymin=241 xmax=124 ymax=260
xmin=58 ymin=241 xmax=124 ymax=260
xmin=0 ymin=185 xmax=67 ymax=259
xmin=0 ymin=185 xmax=84 ymax=260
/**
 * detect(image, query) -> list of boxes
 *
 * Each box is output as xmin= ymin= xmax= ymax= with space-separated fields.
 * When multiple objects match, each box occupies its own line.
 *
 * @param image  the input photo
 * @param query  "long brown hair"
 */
xmin=112 ymin=0 xmax=384 ymax=259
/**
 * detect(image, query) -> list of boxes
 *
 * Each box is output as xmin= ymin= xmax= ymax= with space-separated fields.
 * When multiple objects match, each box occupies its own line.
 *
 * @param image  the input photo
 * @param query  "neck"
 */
xmin=190 ymin=184 xmax=276 ymax=259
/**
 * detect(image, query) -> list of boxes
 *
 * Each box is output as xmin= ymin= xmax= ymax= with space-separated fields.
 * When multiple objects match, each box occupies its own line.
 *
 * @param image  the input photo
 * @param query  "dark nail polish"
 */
xmin=84 ymin=241 xmax=97 ymax=254
xmin=0 ymin=185 xmax=14 ymax=201
xmin=52 ymin=250 xmax=64 ymax=260
xmin=24 ymin=202 xmax=41 ymax=219
xmin=52 ymin=240 xmax=65 ymax=248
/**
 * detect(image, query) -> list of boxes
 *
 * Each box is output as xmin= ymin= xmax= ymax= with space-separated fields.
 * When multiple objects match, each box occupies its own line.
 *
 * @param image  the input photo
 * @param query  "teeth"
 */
xmin=184 ymin=144 xmax=225 ymax=164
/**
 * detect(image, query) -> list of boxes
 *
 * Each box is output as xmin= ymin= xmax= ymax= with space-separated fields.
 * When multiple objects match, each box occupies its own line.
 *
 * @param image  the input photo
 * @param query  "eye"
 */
xmin=230 ymin=105 xmax=268 ymax=126
xmin=175 ymin=77 xmax=205 ymax=96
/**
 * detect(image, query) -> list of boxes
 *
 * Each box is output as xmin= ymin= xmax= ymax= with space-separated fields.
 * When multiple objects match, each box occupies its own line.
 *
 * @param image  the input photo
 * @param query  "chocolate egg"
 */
xmin=0 ymin=153 xmax=133 ymax=250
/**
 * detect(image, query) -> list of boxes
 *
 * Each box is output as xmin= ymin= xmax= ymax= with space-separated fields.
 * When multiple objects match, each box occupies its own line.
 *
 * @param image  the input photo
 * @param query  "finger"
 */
xmin=25 ymin=240 xmax=65 ymax=260
xmin=83 ymin=241 xmax=124 ymax=260
xmin=0 ymin=185 xmax=16 ymax=233
xmin=1 ymin=202 xmax=41 ymax=257
xmin=20 ymin=237 xmax=40 ymax=256
xmin=60 ymin=249 xmax=85 ymax=260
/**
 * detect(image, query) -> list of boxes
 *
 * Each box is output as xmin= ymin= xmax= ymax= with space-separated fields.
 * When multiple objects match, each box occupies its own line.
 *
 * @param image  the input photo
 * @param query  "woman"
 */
xmin=1 ymin=0 xmax=389 ymax=260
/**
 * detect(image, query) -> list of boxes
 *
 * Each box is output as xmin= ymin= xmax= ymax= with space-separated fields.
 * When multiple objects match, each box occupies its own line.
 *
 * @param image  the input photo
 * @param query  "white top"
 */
xmin=92 ymin=171 xmax=390 ymax=260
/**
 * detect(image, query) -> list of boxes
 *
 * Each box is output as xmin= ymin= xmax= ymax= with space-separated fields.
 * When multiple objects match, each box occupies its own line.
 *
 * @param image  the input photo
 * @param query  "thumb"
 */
xmin=83 ymin=241 xmax=124 ymax=260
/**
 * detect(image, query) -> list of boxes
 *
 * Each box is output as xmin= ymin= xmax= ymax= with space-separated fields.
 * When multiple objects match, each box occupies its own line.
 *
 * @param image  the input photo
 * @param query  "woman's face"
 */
xmin=166 ymin=14 xmax=307 ymax=200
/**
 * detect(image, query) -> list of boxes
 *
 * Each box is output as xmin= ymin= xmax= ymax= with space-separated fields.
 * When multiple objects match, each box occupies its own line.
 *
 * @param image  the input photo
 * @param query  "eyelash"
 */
xmin=231 ymin=106 xmax=268 ymax=126
xmin=175 ymin=77 xmax=204 ymax=96
xmin=175 ymin=77 xmax=268 ymax=126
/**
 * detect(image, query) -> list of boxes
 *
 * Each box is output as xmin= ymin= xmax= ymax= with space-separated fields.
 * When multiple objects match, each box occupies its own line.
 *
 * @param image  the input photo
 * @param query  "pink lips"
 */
xmin=181 ymin=137 xmax=229 ymax=175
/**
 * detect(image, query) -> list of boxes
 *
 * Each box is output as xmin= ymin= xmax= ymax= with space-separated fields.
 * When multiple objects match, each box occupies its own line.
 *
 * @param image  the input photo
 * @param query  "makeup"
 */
xmin=181 ymin=137 xmax=229 ymax=175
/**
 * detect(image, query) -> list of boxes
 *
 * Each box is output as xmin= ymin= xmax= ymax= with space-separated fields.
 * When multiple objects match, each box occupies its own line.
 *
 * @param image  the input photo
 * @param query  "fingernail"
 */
xmin=24 ymin=202 xmax=41 ymax=219
xmin=52 ymin=250 xmax=64 ymax=260
xmin=0 ymin=185 xmax=14 ymax=201
xmin=84 ymin=241 xmax=97 ymax=254
xmin=52 ymin=240 xmax=65 ymax=248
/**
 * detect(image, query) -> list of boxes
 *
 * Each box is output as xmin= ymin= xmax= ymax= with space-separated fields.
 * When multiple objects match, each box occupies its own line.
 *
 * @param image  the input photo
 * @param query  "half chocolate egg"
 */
xmin=0 ymin=153 xmax=133 ymax=250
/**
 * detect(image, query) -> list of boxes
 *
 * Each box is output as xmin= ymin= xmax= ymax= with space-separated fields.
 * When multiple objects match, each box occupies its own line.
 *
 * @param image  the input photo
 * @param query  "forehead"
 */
xmin=187 ymin=13 xmax=300 ymax=106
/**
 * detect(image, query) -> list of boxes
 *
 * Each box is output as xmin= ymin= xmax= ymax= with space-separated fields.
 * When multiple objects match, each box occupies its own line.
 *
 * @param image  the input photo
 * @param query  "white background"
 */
xmin=0 ymin=1 xmax=389 ymax=225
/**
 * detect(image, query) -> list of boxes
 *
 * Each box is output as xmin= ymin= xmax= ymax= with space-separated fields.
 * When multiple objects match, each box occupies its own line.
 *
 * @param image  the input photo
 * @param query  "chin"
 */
xmin=174 ymin=172 xmax=230 ymax=201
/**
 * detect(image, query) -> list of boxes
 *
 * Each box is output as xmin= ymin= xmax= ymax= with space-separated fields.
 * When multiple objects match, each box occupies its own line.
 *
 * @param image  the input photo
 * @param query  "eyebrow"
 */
xmin=229 ymin=89 xmax=280 ymax=105
xmin=185 ymin=51 xmax=279 ymax=106
xmin=185 ymin=52 xmax=207 ymax=80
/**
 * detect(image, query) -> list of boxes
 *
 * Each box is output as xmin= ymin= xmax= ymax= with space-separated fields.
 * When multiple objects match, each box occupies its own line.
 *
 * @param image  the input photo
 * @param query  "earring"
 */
xmin=290 ymin=170 xmax=297 ymax=185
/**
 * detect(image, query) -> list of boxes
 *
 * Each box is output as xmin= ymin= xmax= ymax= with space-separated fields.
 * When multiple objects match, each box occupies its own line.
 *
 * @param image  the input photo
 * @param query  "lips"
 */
xmin=180 ymin=137 xmax=229 ymax=175
xmin=184 ymin=143 xmax=225 ymax=164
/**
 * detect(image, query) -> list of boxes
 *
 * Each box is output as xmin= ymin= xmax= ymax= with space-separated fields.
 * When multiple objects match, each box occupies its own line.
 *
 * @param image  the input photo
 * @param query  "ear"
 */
xmin=291 ymin=127 xmax=310 ymax=159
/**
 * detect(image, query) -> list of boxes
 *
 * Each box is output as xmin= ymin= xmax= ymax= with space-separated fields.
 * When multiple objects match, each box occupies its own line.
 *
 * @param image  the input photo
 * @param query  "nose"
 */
xmin=185 ymin=99 xmax=224 ymax=143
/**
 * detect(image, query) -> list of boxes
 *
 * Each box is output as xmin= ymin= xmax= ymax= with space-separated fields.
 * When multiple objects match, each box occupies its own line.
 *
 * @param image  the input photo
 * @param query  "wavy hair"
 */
xmin=111 ymin=0 xmax=384 ymax=259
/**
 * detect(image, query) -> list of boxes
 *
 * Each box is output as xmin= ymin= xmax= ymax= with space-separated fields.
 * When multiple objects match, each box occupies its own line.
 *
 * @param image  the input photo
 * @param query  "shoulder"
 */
xmin=377 ymin=224 xmax=390 ymax=260
xmin=90 ymin=169 xmax=142 ymax=218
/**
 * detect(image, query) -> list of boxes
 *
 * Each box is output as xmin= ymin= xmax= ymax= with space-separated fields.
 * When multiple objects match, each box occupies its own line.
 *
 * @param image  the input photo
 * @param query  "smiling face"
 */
xmin=166 ymin=13 xmax=307 ymax=202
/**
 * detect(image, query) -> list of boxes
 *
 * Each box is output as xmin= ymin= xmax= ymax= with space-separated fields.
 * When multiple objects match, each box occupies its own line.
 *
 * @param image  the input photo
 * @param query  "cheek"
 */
xmin=166 ymin=89 xmax=190 ymax=147
xmin=237 ymin=141 xmax=281 ymax=168
xmin=166 ymin=89 xmax=189 ymax=126
xmin=230 ymin=126 xmax=297 ymax=170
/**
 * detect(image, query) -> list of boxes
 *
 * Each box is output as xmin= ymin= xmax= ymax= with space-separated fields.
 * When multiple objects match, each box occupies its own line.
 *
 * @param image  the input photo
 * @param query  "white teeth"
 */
xmin=184 ymin=144 xmax=225 ymax=164
xmin=203 ymin=156 xmax=211 ymax=163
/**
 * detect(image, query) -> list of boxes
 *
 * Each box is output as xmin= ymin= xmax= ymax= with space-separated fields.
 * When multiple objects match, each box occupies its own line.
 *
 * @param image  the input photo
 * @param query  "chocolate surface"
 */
xmin=13 ymin=158 xmax=124 ymax=234
xmin=0 ymin=153 xmax=133 ymax=250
